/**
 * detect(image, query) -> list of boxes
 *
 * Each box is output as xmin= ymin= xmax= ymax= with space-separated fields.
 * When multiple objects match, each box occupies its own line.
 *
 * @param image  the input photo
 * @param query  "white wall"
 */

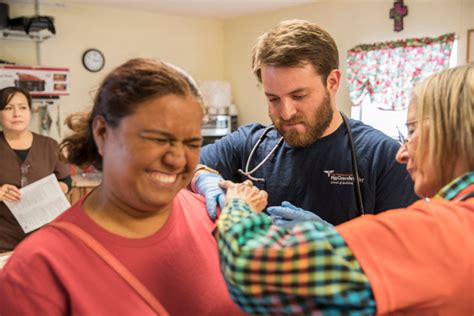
xmin=0 ymin=1 xmax=225 ymax=139
xmin=223 ymin=0 xmax=474 ymax=126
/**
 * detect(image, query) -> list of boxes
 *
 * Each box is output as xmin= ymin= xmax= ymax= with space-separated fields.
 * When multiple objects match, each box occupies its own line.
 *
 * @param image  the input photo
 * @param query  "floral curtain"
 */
xmin=347 ymin=33 xmax=454 ymax=110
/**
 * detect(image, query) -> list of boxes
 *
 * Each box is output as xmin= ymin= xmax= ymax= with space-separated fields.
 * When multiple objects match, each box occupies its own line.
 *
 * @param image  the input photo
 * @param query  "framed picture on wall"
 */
xmin=468 ymin=29 xmax=474 ymax=63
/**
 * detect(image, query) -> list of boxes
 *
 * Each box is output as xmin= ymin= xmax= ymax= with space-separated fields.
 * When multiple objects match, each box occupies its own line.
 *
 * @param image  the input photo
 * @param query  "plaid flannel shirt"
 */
xmin=216 ymin=171 xmax=474 ymax=315
xmin=436 ymin=171 xmax=474 ymax=201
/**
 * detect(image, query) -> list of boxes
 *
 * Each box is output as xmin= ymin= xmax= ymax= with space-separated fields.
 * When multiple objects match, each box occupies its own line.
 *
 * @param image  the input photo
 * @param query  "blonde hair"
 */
xmin=251 ymin=19 xmax=339 ymax=84
xmin=412 ymin=63 xmax=474 ymax=187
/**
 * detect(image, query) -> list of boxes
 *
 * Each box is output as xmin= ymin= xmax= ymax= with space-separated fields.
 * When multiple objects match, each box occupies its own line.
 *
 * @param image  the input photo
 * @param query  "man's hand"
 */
xmin=194 ymin=173 xmax=226 ymax=220
xmin=267 ymin=201 xmax=332 ymax=229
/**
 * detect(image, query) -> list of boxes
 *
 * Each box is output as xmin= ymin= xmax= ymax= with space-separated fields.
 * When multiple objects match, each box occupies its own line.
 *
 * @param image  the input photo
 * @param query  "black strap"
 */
xmin=341 ymin=112 xmax=364 ymax=216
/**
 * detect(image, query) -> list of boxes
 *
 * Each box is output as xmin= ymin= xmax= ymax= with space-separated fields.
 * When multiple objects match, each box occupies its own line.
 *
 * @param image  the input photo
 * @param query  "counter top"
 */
xmin=72 ymin=174 xmax=101 ymax=188
xmin=0 ymin=251 xmax=12 ymax=269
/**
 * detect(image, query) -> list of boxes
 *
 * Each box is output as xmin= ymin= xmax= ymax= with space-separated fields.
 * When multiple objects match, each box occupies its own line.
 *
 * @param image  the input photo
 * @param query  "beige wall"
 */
xmin=1 ymin=1 xmax=473 ymax=133
xmin=1 ymin=2 xmax=224 ymax=139
xmin=223 ymin=0 xmax=474 ymax=126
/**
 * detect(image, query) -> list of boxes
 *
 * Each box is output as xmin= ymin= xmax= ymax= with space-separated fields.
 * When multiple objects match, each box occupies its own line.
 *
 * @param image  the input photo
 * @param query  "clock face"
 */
xmin=82 ymin=49 xmax=105 ymax=72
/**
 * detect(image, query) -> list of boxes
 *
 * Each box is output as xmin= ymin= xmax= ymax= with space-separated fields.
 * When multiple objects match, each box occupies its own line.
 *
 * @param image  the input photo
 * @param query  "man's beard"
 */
xmin=271 ymin=90 xmax=334 ymax=147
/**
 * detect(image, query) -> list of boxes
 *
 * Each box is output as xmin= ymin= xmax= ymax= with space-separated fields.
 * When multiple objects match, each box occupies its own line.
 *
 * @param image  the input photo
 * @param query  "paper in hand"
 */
xmin=4 ymin=174 xmax=70 ymax=233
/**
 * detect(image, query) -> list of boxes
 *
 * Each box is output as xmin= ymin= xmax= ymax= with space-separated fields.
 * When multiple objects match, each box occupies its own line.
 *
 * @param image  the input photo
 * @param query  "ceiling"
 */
xmin=9 ymin=0 xmax=319 ymax=19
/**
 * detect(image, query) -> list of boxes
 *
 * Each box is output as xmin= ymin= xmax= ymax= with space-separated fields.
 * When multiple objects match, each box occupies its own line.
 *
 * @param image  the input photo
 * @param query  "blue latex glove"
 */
xmin=194 ymin=172 xmax=226 ymax=221
xmin=267 ymin=201 xmax=332 ymax=229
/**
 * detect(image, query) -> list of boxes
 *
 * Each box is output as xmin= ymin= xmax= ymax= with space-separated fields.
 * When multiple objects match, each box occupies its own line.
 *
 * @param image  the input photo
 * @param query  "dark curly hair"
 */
xmin=60 ymin=58 xmax=202 ymax=171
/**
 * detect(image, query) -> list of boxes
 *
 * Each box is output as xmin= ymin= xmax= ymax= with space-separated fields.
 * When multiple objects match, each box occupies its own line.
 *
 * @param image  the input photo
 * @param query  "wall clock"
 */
xmin=82 ymin=48 xmax=105 ymax=72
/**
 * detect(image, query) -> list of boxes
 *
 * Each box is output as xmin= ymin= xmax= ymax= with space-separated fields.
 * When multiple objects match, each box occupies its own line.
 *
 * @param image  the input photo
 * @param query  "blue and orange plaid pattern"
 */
xmin=217 ymin=199 xmax=376 ymax=315
xmin=216 ymin=171 xmax=474 ymax=315
xmin=436 ymin=171 xmax=474 ymax=201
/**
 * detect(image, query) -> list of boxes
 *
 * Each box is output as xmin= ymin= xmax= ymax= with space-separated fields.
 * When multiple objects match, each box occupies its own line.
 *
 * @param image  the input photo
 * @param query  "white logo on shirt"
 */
xmin=323 ymin=170 xmax=364 ymax=185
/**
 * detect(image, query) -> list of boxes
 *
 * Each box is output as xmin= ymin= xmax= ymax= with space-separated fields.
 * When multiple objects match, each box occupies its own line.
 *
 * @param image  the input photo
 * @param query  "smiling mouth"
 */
xmin=147 ymin=171 xmax=179 ymax=185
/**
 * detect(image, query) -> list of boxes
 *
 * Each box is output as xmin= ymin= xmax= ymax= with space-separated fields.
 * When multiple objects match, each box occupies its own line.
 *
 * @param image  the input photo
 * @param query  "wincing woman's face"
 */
xmin=396 ymin=102 xmax=438 ymax=198
xmin=0 ymin=92 xmax=32 ymax=133
xmin=94 ymin=93 xmax=203 ymax=215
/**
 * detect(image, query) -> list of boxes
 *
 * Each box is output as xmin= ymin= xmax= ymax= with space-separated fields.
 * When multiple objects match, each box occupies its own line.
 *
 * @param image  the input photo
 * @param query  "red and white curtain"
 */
xmin=347 ymin=33 xmax=455 ymax=111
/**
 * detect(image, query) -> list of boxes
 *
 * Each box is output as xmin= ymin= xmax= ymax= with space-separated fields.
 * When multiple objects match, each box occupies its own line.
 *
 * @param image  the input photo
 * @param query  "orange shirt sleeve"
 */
xmin=336 ymin=199 xmax=474 ymax=314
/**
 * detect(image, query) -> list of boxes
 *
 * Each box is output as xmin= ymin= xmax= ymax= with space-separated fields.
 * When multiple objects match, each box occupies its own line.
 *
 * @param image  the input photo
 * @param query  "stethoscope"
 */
xmin=238 ymin=126 xmax=283 ymax=183
xmin=238 ymin=112 xmax=365 ymax=217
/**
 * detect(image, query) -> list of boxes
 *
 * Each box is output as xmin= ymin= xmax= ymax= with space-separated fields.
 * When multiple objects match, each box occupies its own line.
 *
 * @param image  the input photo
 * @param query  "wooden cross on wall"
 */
xmin=390 ymin=0 xmax=408 ymax=32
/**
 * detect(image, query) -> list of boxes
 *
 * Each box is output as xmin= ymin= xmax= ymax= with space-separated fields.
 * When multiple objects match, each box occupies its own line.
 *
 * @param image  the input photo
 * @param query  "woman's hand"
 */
xmin=0 ymin=184 xmax=21 ymax=202
xmin=58 ymin=181 xmax=69 ymax=194
xmin=223 ymin=180 xmax=268 ymax=213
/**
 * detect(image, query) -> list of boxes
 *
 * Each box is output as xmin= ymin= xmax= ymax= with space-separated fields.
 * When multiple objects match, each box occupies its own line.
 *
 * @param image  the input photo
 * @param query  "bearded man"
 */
xmin=192 ymin=20 xmax=418 ymax=225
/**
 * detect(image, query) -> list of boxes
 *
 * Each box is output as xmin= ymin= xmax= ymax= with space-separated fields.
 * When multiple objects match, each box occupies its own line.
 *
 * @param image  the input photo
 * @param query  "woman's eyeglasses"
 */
xmin=396 ymin=121 xmax=418 ymax=145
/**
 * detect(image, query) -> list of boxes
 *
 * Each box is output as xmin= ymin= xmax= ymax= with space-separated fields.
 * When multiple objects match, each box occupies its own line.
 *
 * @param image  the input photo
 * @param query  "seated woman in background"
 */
xmin=0 ymin=58 xmax=255 ymax=315
xmin=0 ymin=87 xmax=71 ymax=253
xmin=216 ymin=63 xmax=474 ymax=315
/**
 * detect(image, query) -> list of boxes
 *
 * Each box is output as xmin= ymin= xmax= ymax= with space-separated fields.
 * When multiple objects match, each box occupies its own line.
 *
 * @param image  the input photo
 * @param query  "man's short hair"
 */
xmin=252 ymin=19 xmax=339 ymax=84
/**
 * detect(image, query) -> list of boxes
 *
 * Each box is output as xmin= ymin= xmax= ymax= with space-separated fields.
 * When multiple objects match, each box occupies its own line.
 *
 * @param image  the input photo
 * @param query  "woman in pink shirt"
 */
xmin=0 ymin=58 xmax=255 ymax=315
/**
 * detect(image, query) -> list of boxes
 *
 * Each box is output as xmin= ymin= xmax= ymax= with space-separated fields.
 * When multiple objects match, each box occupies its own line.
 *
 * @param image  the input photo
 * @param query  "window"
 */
xmin=348 ymin=34 xmax=457 ymax=139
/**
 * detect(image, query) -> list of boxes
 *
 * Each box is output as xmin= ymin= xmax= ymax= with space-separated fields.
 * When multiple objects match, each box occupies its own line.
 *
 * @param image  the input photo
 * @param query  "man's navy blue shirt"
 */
xmin=200 ymin=119 xmax=419 ymax=225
